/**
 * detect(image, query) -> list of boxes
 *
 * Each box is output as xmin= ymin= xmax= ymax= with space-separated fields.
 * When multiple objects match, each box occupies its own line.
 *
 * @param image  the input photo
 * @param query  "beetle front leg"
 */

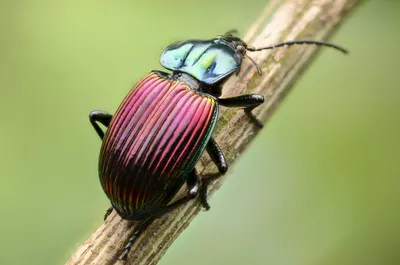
xmin=218 ymin=94 xmax=264 ymax=128
xmin=89 ymin=110 xmax=113 ymax=140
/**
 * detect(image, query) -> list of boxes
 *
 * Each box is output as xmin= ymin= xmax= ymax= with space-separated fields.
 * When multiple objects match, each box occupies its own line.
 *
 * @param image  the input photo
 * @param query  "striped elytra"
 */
xmin=99 ymin=72 xmax=218 ymax=220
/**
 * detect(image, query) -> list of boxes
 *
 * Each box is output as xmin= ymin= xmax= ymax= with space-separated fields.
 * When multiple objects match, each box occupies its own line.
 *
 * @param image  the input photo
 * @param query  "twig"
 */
xmin=66 ymin=0 xmax=360 ymax=264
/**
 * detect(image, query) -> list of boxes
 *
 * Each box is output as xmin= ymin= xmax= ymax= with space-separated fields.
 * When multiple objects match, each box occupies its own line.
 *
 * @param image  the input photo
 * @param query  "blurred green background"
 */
xmin=1 ymin=0 xmax=399 ymax=264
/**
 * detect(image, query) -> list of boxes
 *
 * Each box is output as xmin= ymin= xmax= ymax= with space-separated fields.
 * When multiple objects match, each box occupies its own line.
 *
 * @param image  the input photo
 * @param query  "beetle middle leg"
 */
xmin=218 ymin=94 xmax=264 ymax=128
xmin=206 ymin=137 xmax=228 ymax=174
xmin=197 ymin=138 xmax=228 ymax=210
xmin=89 ymin=110 xmax=113 ymax=139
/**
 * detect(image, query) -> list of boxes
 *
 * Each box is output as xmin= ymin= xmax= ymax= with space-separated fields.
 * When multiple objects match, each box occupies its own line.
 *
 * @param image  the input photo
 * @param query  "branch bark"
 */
xmin=67 ymin=0 xmax=360 ymax=264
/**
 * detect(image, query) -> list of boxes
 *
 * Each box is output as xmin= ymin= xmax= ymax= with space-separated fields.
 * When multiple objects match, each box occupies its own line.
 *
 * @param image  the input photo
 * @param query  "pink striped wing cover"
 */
xmin=99 ymin=72 xmax=218 ymax=219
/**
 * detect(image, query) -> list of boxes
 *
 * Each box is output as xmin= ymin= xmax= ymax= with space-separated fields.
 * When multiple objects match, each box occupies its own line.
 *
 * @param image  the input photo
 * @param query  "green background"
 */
xmin=0 ymin=0 xmax=399 ymax=264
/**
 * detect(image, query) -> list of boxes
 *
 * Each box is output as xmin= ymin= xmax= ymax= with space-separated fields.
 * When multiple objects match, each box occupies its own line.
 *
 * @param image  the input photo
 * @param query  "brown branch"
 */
xmin=66 ymin=0 xmax=360 ymax=264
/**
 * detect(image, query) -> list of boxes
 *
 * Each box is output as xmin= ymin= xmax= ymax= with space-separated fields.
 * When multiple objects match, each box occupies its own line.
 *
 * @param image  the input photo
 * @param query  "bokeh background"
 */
xmin=1 ymin=0 xmax=399 ymax=264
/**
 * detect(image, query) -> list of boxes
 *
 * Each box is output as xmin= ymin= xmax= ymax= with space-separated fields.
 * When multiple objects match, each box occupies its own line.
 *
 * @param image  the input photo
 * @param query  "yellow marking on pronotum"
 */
xmin=199 ymin=53 xmax=216 ymax=69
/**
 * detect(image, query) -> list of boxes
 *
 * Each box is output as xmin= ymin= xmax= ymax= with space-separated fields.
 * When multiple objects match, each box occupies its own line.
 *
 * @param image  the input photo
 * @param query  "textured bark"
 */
xmin=66 ymin=0 xmax=360 ymax=264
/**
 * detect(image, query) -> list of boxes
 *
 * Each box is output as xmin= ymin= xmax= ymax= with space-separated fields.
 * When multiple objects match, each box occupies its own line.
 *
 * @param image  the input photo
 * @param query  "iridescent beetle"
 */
xmin=89 ymin=31 xmax=347 ymax=260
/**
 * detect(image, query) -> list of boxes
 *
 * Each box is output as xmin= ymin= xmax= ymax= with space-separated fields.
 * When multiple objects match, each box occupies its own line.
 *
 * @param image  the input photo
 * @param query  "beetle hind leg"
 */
xmin=119 ymin=218 xmax=153 ymax=261
xmin=118 ymin=187 xmax=199 ymax=261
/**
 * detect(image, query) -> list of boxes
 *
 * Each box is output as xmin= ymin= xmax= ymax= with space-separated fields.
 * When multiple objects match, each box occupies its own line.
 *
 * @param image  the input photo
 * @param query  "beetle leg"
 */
xmin=206 ymin=137 xmax=228 ymax=174
xmin=118 ymin=173 xmax=201 ymax=260
xmin=119 ymin=218 xmax=154 ymax=261
xmin=195 ymin=137 xmax=229 ymax=210
xmin=217 ymin=94 xmax=264 ymax=128
xmin=199 ymin=172 xmax=221 ymax=211
xmin=119 ymin=190 xmax=199 ymax=260
xmin=104 ymin=206 xmax=113 ymax=221
xmin=135 ymin=173 xmax=199 ymax=216
xmin=186 ymin=170 xmax=201 ymax=197
xmin=185 ymin=169 xmax=222 ymax=210
xmin=187 ymin=170 xmax=223 ymax=211
xmin=89 ymin=110 xmax=113 ymax=140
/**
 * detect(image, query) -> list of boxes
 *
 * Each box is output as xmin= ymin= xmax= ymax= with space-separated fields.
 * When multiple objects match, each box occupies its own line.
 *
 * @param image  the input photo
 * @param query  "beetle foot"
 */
xmin=119 ymin=250 xmax=129 ymax=261
xmin=199 ymin=184 xmax=211 ymax=211
xmin=199 ymin=173 xmax=221 ymax=211
xmin=244 ymin=108 xmax=263 ymax=129
xmin=119 ymin=228 xmax=141 ymax=261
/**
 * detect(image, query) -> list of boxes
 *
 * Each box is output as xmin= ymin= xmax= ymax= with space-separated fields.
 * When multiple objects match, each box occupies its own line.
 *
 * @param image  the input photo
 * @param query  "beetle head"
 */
xmin=215 ymin=31 xmax=262 ymax=75
xmin=215 ymin=30 xmax=349 ymax=76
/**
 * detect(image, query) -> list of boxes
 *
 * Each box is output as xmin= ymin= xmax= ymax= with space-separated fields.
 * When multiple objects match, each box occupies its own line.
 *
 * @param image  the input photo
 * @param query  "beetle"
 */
xmin=89 ymin=31 xmax=347 ymax=260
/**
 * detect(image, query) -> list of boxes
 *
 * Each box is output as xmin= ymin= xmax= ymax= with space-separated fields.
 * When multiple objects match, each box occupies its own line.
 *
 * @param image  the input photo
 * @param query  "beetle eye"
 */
xmin=237 ymin=45 xmax=245 ymax=53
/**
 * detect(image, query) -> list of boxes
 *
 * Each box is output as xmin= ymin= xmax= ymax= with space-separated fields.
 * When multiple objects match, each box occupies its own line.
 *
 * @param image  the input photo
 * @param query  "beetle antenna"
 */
xmin=247 ymin=55 xmax=263 ymax=76
xmin=246 ymin=40 xmax=348 ymax=54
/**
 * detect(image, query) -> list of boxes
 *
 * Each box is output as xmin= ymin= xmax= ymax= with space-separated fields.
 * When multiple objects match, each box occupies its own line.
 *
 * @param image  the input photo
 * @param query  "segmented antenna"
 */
xmin=247 ymin=40 xmax=348 ymax=54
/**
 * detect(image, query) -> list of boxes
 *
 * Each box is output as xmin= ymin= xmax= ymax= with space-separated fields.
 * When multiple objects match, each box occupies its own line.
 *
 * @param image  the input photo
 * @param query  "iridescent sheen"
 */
xmin=99 ymin=72 xmax=218 ymax=220
xmin=160 ymin=39 xmax=241 ymax=85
